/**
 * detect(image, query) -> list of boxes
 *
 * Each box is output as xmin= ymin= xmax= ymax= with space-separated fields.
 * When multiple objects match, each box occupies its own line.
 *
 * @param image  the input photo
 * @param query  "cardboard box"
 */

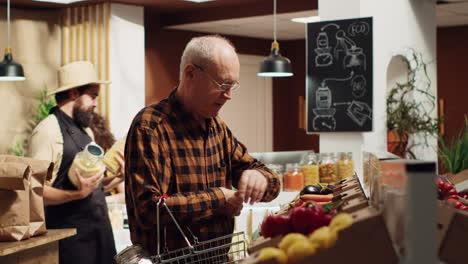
xmin=341 ymin=197 xmax=369 ymax=214
xmin=438 ymin=203 xmax=468 ymax=264
xmin=446 ymin=169 xmax=468 ymax=193
xmin=333 ymin=181 xmax=359 ymax=195
xmin=332 ymin=186 xmax=365 ymax=203
xmin=337 ymin=175 xmax=358 ymax=186
xmin=295 ymin=207 xmax=398 ymax=264
xmin=248 ymin=235 xmax=283 ymax=255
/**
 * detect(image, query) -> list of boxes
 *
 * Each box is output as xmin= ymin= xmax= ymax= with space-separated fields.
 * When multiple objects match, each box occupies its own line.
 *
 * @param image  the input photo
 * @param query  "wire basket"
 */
xmin=153 ymin=231 xmax=246 ymax=264
xmin=115 ymin=195 xmax=247 ymax=264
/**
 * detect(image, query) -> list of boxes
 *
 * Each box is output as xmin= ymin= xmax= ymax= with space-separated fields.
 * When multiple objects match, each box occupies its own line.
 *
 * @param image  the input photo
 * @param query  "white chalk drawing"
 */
xmin=312 ymin=85 xmax=336 ymax=131
xmin=334 ymin=100 xmax=372 ymax=127
xmin=321 ymin=71 xmax=354 ymax=87
xmin=315 ymin=32 xmax=333 ymax=67
xmin=312 ymin=72 xmax=356 ymax=131
xmin=334 ymin=30 xmax=366 ymax=70
xmin=320 ymin=23 xmax=340 ymax=31
xmin=313 ymin=114 xmax=337 ymax=131
xmin=309 ymin=18 xmax=372 ymax=131
xmin=348 ymin=21 xmax=370 ymax=37
xmin=351 ymin=75 xmax=366 ymax=98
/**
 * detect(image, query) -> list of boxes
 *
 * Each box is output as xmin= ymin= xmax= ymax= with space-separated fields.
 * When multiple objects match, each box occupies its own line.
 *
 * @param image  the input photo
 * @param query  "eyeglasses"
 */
xmin=193 ymin=64 xmax=240 ymax=92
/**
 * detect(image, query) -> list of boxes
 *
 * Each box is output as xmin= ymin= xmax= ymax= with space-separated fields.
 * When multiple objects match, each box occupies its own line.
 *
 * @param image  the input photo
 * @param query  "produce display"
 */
xmin=256 ymin=213 xmax=353 ymax=264
xmin=437 ymin=179 xmax=468 ymax=211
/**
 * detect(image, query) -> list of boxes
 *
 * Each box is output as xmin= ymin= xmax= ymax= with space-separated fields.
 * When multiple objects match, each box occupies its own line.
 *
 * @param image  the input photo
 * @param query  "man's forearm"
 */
xmin=43 ymin=185 xmax=83 ymax=205
xmin=132 ymin=187 xmax=227 ymax=228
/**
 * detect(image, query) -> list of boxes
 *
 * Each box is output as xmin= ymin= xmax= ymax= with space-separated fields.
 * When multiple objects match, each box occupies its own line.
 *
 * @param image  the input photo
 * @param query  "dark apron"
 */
xmin=45 ymin=108 xmax=116 ymax=264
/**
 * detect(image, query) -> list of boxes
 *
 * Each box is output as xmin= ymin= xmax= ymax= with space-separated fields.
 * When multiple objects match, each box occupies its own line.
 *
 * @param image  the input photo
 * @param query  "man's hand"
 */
xmin=238 ymin=169 xmax=267 ymax=205
xmin=219 ymin=187 xmax=244 ymax=216
xmin=75 ymin=167 xmax=105 ymax=199
xmin=102 ymin=176 xmax=124 ymax=192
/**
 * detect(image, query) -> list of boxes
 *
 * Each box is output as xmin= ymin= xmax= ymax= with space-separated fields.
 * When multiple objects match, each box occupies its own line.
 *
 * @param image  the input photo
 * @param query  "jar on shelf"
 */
xmin=68 ymin=142 xmax=105 ymax=187
xmin=301 ymin=152 xmax=320 ymax=186
xmin=283 ymin=163 xmax=304 ymax=191
xmin=319 ymin=153 xmax=337 ymax=184
xmin=267 ymin=164 xmax=284 ymax=190
xmin=337 ymin=152 xmax=355 ymax=180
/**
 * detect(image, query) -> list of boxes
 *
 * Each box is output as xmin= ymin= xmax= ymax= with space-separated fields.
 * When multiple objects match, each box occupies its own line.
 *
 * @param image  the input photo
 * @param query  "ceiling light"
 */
xmin=258 ymin=0 xmax=293 ymax=78
xmin=0 ymin=0 xmax=25 ymax=81
xmin=32 ymin=0 xmax=89 ymax=4
xmin=291 ymin=16 xmax=321 ymax=23
xmin=181 ymin=0 xmax=217 ymax=3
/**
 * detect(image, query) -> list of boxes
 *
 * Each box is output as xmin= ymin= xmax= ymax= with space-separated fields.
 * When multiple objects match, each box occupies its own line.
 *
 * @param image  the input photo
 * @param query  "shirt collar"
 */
xmin=167 ymin=88 xmax=214 ymax=131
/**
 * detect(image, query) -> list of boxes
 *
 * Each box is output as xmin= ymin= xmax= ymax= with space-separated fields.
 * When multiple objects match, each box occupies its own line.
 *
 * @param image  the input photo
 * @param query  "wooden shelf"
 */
xmin=0 ymin=229 xmax=76 ymax=257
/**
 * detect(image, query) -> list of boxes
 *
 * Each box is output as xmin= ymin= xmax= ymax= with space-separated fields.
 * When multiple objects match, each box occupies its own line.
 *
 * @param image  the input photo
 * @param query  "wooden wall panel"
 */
xmin=61 ymin=3 xmax=110 ymax=120
xmin=272 ymin=40 xmax=319 ymax=152
xmin=437 ymin=26 xmax=468 ymax=142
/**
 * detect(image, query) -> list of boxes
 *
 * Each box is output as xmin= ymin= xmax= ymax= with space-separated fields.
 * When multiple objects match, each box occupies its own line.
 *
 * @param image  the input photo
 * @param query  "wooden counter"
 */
xmin=0 ymin=229 xmax=76 ymax=264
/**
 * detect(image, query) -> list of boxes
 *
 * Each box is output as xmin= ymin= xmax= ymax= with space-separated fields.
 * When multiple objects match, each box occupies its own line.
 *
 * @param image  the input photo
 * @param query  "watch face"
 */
xmin=313 ymin=115 xmax=336 ymax=131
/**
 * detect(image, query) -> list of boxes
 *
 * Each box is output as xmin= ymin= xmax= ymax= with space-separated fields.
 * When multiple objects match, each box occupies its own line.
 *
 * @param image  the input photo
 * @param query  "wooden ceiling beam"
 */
xmin=156 ymin=0 xmax=318 ymax=27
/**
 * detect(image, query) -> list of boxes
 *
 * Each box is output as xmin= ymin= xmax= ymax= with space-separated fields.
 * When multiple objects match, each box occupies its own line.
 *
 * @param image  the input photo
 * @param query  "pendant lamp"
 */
xmin=0 ymin=0 xmax=25 ymax=81
xmin=258 ymin=0 xmax=293 ymax=77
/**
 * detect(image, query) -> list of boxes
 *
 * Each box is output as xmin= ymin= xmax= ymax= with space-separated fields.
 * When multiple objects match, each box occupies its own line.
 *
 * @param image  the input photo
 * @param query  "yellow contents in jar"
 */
xmin=319 ymin=163 xmax=336 ymax=184
xmin=337 ymin=159 xmax=354 ymax=180
xmin=302 ymin=165 xmax=319 ymax=186
xmin=68 ymin=156 xmax=104 ymax=187
xmin=102 ymin=140 xmax=125 ymax=175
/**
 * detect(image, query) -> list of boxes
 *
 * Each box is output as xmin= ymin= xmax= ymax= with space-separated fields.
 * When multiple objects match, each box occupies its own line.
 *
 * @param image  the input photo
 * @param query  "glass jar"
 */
xmin=114 ymin=245 xmax=152 ymax=264
xmin=267 ymin=164 xmax=284 ymax=190
xmin=102 ymin=140 xmax=126 ymax=175
xmin=301 ymin=152 xmax=320 ymax=186
xmin=337 ymin=152 xmax=355 ymax=180
xmin=68 ymin=142 xmax=105 ymax=187
xmin=283 ymin=163 xmax=304 ymax=191
xmin=319 ymin=153 xmax=337 ymax=184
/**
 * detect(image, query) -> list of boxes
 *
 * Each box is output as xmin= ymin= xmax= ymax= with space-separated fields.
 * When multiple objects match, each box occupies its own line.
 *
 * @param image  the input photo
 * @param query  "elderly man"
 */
xmin=125 ymin=35 xmax=281 ymax=254
xmin=28 ymin=61 xmax=119 ymax=264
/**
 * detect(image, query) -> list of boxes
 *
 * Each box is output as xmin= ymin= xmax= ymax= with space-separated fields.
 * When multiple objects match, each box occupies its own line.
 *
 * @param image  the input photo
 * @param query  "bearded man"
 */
xmin=28 ymin=61 xmax=117 ymax=264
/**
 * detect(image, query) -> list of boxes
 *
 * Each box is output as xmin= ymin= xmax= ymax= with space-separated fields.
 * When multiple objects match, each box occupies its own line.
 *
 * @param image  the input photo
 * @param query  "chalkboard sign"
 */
xmin=306 ymin=17 xmax=373 ymax=133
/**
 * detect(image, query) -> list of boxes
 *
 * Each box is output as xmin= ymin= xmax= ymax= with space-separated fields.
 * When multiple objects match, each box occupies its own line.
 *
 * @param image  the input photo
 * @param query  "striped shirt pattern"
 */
xmin=125 ymin=90 xmax=281 ymax=254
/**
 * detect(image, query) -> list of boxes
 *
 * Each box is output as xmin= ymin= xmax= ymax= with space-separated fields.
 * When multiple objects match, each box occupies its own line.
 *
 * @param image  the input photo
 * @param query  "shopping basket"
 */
xmin=115 ymin=195 xmax=247 ymax=264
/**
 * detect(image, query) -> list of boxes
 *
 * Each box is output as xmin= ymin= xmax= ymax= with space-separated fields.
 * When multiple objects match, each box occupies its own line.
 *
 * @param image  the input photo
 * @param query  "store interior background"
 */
xmin=0 ymin=0 xmax=466 ymax=172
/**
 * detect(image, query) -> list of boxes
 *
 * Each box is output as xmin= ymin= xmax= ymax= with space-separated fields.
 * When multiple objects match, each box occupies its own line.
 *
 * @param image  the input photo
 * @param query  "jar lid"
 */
xmin=114 ymin=245 xmax=150 ymax=263
xmin=85 ymin=142 xmax=104 ymax=157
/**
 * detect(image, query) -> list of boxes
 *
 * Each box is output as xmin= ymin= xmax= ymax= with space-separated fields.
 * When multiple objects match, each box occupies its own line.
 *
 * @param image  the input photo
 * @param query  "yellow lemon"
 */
xmin=330 ymin=213 xmax=354 ymax=232
xmin=308 ymin=226 xmax=338 ymax=249
xmin=286 ymin=241 xmax=317 ymax=263
xmin=257 ymin=247 xmax=287 ymax=264
xmin=278 ymin=233 xmax=308 ymax=252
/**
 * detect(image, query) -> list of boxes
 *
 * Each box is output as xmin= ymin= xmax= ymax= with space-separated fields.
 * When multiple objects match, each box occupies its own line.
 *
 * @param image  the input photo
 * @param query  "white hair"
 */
xmin=179 ymin=35 xmax=236 ymax=80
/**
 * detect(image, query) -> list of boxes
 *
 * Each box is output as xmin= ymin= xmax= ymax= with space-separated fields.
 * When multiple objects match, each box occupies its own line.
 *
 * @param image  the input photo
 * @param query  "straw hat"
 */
xmin=49 ymin=61 xmax=110 ymax=95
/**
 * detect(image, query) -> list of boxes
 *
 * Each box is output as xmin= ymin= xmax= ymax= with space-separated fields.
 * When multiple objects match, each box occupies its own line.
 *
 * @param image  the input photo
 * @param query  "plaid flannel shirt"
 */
xmin=125 ymin=90 xmax=281 ymax=254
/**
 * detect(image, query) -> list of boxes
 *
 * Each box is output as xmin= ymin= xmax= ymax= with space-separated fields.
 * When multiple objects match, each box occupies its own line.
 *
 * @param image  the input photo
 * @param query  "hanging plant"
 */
xmin=386 ymin=49 xmax=441 ymax=159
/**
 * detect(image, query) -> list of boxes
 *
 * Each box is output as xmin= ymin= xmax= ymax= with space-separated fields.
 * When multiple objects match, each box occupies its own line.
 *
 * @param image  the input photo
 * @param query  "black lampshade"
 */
xmin=258 ymin=42 xmax=293 ymax=77
xmin=0 ymin=50 xmax=25 ymax=81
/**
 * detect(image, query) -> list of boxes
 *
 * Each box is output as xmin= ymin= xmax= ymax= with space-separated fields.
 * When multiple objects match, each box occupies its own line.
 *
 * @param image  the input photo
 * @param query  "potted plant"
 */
xmin=438 ymin=117 xmax=468 ymax=175
xmin=386 ymin=49 xmax=440 ymax=159
xmin=7 ymin=87 xmax=55 ymax=156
